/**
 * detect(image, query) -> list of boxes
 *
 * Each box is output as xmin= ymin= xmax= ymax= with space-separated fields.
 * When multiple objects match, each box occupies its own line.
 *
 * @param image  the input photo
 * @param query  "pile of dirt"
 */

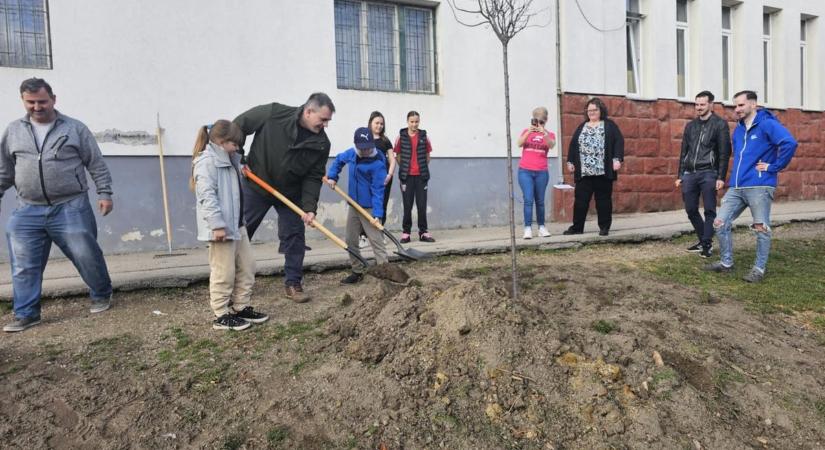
xmin=1 ymin=223 xmax=824 ymax=448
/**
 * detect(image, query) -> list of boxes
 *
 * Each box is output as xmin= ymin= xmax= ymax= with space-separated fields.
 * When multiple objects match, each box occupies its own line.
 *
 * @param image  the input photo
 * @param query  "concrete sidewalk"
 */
xmin=2 ymin=200 xmax=824 ymax=300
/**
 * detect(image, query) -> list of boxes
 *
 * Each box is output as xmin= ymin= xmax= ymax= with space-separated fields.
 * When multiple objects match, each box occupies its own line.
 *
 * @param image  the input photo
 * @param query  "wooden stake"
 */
xmin=156 ymin=113 xmax=173 ymax=254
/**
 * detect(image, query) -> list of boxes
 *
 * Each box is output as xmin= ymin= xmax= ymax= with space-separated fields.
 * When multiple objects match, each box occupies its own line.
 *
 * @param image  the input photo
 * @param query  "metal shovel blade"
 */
xmin=384 ymin=231 xmax=432 ymax=261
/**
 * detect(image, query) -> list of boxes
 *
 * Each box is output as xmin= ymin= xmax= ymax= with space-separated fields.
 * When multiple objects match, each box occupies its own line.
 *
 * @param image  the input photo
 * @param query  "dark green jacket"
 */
xmin=234 ymin=103 xmax=331 ymax=213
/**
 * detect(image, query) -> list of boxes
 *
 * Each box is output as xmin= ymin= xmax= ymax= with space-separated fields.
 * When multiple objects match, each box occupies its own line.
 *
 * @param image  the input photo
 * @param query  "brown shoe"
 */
xmin=285 ymin=285 xmax=310 ymax=303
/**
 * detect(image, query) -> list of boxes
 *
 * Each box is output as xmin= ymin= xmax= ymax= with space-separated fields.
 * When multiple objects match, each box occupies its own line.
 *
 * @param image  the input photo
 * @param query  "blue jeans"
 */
xmin=518 ymin=169 xmax=549 ymax=226
xmin=243 ymin=180 xmax=306 ymax=287
xmin=6 ymin=195 xmax=112 ymax=319
xmin=680 ymin=170 xmax=718 ymax=246
xmin=715 ymin=187 xmax=775 ymax=272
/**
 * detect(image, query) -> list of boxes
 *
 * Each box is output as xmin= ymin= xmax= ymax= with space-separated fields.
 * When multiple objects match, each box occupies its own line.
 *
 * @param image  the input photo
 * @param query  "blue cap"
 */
xmin=353 ymin=127 xmax=375 ymax=150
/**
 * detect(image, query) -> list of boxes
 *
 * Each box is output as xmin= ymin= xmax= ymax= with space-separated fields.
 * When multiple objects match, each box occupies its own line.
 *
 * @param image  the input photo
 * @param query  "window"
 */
xmin=626 ymin=0 xmax=643 ymax=94
xmin=334 ymin=0 xmax=436 ymax=93
xmin=676 ymin=0 xmax=688 ymax=98
xmin=721 ymin=6 xmax=733 ymax=101
xmin=762 ymin=12 xmax=771 ymax=103
xmin=800 ymin=19 xmax=807 ymax=107
xmin=0 ymin=0 xmax=51 ymax=69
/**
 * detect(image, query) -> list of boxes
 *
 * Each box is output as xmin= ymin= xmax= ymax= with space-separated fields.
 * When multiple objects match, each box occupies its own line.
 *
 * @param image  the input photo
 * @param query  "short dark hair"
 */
xmin=733 ymin=90 xmax=758 ymax=101
xmin=695 ymin=90 xmax=715 ymax=102
xmin=584 ymin=97 xmax=608 ymax=121
xmin=305 ymin=92 xmax=335 ymax=113
xmin=407 ymin=110 xmax=420 ymax=119
xmin=20 ymin=78 xmax=54 ymax=97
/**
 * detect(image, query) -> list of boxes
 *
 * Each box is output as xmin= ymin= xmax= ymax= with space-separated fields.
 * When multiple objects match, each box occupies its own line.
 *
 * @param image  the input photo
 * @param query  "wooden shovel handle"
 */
xmin=243 ymin=168 xmax=348 ymax=250
xmin=323 ymin=176 xmax=384 ymax=231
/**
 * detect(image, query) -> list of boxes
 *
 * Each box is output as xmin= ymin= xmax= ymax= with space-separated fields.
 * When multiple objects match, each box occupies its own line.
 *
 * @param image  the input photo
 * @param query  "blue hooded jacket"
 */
xmin=730 ymin=109 xmax=797 ymax=188
xmin=327 ymin=148 xmax=388 ymax=218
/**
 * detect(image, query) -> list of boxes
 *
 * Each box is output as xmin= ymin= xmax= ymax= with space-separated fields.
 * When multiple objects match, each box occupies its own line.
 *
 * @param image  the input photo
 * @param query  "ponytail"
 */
xmin=189 ymin=125 xmax=210 ymax=192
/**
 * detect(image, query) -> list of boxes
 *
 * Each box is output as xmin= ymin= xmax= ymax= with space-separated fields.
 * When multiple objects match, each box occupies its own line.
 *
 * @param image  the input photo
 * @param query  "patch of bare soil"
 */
xmin=1 ymin=223 xmax=824 ymax=449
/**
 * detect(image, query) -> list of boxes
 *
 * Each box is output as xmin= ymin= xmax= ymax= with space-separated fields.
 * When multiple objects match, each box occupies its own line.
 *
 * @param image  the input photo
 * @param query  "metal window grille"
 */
xmin=0 ymin=0 xmax=51 ymax=69
xmin=334 ymin=0 xmax=436 ymax=93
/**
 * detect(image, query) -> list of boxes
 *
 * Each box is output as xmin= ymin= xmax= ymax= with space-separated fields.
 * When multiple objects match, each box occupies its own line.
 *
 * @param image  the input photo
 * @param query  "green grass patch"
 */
xmin=812 ymin=316 xmax=825 ymax=332
xmin=157 ymin=327 xmax=228 ymax=391
xmin=650 ymin=368 xmax=677 ymax=389
xmin=815 ymin=400 xmax=825 ymax=421
xmin=267 ymin=426 xmax=289 ymax=446
xmin=432 ymin=413 xmax=460 ymax=428
xmin=592 ymin=319 xmax=618 ymax=334
xmin=78 ymin=334 xmax=143 ymax=371
xmin=644 ymin=237 xmax=825 ymax=313
xmin=453 ymin=266 xmax=495 ymax=279
xmin=221 ymin=433 xmax=246 ymax=450
xmin=714 ymin=369 xmax=746 ymax=389
xmin=0 ymin=301 xmax=12 ymax=315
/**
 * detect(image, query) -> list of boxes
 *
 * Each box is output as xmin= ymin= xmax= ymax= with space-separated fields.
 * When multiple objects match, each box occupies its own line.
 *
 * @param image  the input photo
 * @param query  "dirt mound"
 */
xmin=367 ymin=262 xmax=410 ymax=284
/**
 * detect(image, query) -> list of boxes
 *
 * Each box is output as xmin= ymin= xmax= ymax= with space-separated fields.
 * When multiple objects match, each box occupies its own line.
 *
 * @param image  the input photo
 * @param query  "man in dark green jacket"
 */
xmin=234 ymin=93 xmax=334 ymax=303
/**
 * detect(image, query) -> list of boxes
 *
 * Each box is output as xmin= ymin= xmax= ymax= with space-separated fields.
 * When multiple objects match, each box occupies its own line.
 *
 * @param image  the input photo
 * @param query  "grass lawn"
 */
xmin=644 ymin=236 xmax=825 ymax=314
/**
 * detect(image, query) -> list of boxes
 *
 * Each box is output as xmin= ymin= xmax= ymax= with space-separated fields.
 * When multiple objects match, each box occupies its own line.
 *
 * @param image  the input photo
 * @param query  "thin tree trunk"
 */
xmin=502 ymin=43 xmax=518 ymax=300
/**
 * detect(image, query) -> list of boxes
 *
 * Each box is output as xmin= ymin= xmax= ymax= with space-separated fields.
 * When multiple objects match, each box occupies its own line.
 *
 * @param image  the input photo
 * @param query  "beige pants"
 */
xmin=207 ymin=226 xmax=255 ymax=317
xmin=345 ymin=206 xmax=388 ymax=273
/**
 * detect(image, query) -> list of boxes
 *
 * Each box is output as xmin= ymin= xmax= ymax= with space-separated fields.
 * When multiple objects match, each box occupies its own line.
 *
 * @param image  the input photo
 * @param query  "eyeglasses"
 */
xmin=534 ymin=119 xmax=546 ymax=125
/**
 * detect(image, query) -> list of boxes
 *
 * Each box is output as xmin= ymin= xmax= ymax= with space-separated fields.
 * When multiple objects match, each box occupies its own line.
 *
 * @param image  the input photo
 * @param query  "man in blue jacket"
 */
xmin=326 ymin=127 xmax=388 ymax=284
xmin=704 ymin=90 xmax=797 ymax=283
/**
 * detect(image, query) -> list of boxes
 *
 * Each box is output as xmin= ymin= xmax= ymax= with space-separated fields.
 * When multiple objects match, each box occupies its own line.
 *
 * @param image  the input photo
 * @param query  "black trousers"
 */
xmin=681 ymin=170 xmax=718 ymax=246
xmin=572 ymin=175 xmax=614 ymax=232
xmin=380 ymin=177 xmax=392 ymax=226
xmin=401 ymin=175 xmax=428 ymax=234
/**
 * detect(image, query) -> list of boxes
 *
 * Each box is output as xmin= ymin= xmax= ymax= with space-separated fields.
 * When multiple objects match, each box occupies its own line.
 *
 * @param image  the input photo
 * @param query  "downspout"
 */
xmin=552 ymin=0 xmax=564 ymax=214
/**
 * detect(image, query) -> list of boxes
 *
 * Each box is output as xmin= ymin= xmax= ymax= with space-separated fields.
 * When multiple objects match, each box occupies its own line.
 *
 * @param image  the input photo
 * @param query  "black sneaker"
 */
xmin=562 ymin=227 xmax=583 ymax=235
xmin=213 ymin=313 xmax=251 ymax=331
xmin=699 ymin=245 xmax=712 ymax=258
xmin=340 ymin=272 xmax=363 ymax=284
xmin=686 ymin=242 xmax=702 ymax=253
xmin=233 ymin=306 xmax=269 ymax=324
xmin=3 ymin=316 xmax=41 ymax=333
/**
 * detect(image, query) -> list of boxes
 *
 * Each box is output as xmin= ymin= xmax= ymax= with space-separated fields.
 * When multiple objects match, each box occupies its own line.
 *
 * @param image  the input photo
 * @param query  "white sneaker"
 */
xmin=359 ymin=236 xmax=369 ymax=248
xmin=523 ymin=227 xmax=533 ymax=239
xmin=538 ymin=225 xmax=551 ymax=238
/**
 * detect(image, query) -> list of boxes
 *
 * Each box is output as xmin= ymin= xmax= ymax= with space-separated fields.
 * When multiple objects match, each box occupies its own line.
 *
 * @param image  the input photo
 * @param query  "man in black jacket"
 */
xmin=234 ymin=93 xmax=334 ymax=303
xmin=676 ymin=91 xmax=731 ymax=258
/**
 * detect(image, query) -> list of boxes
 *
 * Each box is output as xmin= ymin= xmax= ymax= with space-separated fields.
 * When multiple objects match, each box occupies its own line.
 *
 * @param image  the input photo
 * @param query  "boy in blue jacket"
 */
xmin=327 ymin=127 xmax=389 ymax=284
xmin=704 ymin=90 xmax=797 ymax=283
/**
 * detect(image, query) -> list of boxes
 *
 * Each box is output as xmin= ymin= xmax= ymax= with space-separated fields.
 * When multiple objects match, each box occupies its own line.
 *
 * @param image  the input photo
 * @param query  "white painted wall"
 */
xmin=560 ymin=0 xmax=825 ymax=110
xmin=0 ymin=0 xmax=559 ymax=158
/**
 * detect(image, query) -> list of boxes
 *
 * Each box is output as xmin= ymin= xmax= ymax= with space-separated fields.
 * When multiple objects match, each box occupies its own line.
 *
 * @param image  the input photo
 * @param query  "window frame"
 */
xmin=626 ymin=0 xmax=643 ymax=95
xmin=800 ymin=19 xmax=807 ymax=107
xmin=676 ymin=0 xmax=689 ymax=99
xmin=333 ymin=0 xmax=437 ymax=94
xmin=721 ymin=6 xmax=733 ymax=102
xmin=762 ymin=12 xmax=772 ymax=104
xmin=0 ymin=0 xmax=53 ymax=69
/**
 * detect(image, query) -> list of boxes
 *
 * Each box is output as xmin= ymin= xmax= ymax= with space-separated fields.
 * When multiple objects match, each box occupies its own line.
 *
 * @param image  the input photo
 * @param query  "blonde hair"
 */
xmin=532 ymin=106 xmax=549 ymax=121
xmin=189 ymin=120 xmax=243 ymax=191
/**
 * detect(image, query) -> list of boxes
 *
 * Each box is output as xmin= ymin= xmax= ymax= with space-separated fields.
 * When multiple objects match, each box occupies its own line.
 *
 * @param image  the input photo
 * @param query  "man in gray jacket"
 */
xmin=675 ymin=90 xmax=732 ymax=258
xmin=0 ymin=78 xmax=114 ymax=332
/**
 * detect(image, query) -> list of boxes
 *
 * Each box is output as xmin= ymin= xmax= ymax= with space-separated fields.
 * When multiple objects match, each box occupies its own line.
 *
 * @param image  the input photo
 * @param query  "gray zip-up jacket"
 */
xmin=0 ymin=111 xmax=113 ymax=205
xmin=193 ymin=143 xmax=245 ymax=241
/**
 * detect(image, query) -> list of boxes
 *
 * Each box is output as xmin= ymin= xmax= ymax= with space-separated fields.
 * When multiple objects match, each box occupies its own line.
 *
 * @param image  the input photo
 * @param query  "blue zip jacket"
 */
xmin=327 ymin=148 xmax=388 ymax=218
xmin=730 ymin=109 xmax=797 ymax=188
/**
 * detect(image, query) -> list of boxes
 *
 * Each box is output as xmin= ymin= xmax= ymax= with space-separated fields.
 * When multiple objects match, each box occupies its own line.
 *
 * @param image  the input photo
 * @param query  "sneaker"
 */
xmin=686 ymin=242 xmax=702 ymax=253
xmin=359 ymin=235 xmax=369 ymax=248
xmin=419 ymin=232 xmax=436 ymax=243
xmin=400 ymin=233 xmax=411 ymax=244
xmin=699 ymin=245 xmax=712 ymax=258
xmin=703 ymin=261 xmax=734 ymax=273
xmin=523 ymin=227 xmax=533 ymax=240
xmin=285 ymin=285 xmax=310 ymax=303
xmin=599 ymin=229 xmax=609 ymax=236
xmin=538 ymin=225 xmax=551 ymax=238
xmin=742 ymin=267 xmax=765 ymax=283
xmin=90 ymin=297 xmax=111 ymax=314
xmin=340 ymin=272 xmax=364 ymax=284
xmin=3 ymin=316 xmax=41 ymax=333
xmin=562 ymin=227 xmax=583 ymax=236
xmin=213 ymin=313 xmax=251 ymax=331
xmin=233 ymin=306 xmax=269 ymax=324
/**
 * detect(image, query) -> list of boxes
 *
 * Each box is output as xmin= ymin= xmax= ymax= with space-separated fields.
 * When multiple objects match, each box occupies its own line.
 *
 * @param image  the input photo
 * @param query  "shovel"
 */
xmin=323 ymin=176 xmax=431 ymax=261
xmin=243 ymin=168 xmax=368 ymax=269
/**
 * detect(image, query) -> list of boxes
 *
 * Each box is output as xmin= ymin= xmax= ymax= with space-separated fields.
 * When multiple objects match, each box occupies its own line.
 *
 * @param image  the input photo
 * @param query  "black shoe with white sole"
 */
xmin=233 ymin=306 xmax=269 ymax=324
xmin=213 ymin=313 xmax=251 ymax=331
xmin=686 ymin=242 xmax=702 ymax=252
xmin=699 ymin=245 xmax=712 ymax=258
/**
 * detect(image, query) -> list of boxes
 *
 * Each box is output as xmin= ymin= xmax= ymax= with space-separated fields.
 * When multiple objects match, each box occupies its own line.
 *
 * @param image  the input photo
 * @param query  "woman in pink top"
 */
xmin=517 ymin=107 xmax=556 ymax=239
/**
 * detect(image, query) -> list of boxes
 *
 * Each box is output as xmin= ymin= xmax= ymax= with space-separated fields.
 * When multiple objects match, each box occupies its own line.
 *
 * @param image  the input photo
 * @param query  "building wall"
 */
xmin=0 ymin=0 xmax=563 ymax=257
xmin=553 ymin=93 xmax=825 ymax=221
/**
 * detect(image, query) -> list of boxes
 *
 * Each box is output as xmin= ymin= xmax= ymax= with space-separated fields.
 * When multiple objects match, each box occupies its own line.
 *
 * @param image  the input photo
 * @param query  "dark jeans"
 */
xmin=6 ymin=195 xmax=112 ymax=319
xmin=243 ymin=180 xmax=305 ymax=287
xmin=572 ymin=175 xmax=614 ymax=232
xmin=400 ymin=175 xmax=428 ymax=235
xmin=380 ymin=177 xmax=393 ymax=226
xmin=680 ymin=170 xmax=718 ymax=246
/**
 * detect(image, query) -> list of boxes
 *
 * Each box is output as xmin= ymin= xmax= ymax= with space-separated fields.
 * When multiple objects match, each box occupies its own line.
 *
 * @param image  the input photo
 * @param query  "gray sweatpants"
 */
xmin=345 ymin=206 xmax=388 ymax=272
